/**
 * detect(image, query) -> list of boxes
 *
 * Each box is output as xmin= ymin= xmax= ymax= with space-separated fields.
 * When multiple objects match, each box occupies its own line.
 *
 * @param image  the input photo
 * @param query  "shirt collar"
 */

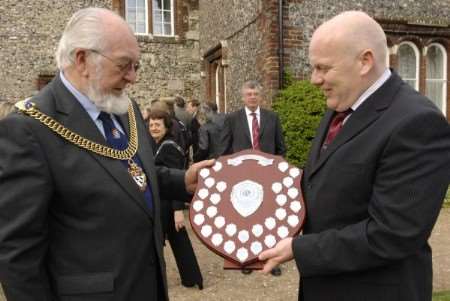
xmin=245 ymin=106 xmax=260 ymax=116
xmin=351 ymin=68 xmax=391 ymax=111
xmin=60 ymin=71 xmax=102 ymax=121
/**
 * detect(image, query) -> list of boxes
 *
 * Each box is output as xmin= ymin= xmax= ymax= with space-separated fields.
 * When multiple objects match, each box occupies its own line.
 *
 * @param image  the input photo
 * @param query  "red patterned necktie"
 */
xmin=251 ymin=112 xmax=260 ymax=150
xmin=321 ymin=109 xmax=352 ymax=152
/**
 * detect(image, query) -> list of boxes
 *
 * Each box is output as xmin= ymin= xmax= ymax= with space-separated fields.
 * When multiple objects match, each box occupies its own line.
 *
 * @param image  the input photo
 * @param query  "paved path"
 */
xmin=0 ymin=208 xmax=448 ymax=300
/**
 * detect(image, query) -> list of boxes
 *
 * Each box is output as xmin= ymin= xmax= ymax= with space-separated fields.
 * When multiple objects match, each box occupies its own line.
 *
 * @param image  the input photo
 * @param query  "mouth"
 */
xmin=322 ymin=89 xmax=332 ymax=96
xmin=112 ymin=88 xmax=124 ymax=95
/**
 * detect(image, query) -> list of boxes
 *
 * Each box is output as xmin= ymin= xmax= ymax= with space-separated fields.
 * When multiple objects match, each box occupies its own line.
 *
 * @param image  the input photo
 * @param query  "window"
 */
xmin=425 ymin=43 xmax=447 ymax=115
xmin=126 ymin=0 xmax=149 ymax=34
xmin=152 ymin=0 xmax=174 ymax=36
xmin=397 ymin=42 xmax=420 ymax=90
xmin=123 ymin=0 xmax=174 ymax=36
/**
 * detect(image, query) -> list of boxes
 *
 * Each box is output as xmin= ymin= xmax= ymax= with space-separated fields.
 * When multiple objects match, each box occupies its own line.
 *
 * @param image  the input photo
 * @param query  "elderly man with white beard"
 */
xmin=0 ymin=7 xmax=212 ymax=301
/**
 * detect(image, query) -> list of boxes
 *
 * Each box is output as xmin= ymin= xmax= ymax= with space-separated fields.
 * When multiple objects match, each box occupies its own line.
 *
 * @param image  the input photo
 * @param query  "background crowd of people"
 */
xmin=140 ymin=79 xmax=288 ymax=281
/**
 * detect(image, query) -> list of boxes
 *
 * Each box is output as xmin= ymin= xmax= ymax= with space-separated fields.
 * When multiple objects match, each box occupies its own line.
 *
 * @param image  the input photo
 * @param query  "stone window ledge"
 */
xmin=136 ymin=34 xmax=183 ymax=44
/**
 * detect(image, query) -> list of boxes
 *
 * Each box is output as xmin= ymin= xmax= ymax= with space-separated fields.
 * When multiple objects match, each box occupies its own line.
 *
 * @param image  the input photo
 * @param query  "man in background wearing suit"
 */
xmin=219 ymin=80 xmax=286 ymax=157
xmin=0 ymin=8 xmax=211 ymax=301
xmin=259 ymin=11 xmax=450 ymax=301
xmin=220 ymin=80 xmax=286 ymax=276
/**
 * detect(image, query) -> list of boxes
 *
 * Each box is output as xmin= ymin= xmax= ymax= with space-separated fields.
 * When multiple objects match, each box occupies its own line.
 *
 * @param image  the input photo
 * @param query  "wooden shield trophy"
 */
xmin=189 ymin=149 xmax=306 ymax=269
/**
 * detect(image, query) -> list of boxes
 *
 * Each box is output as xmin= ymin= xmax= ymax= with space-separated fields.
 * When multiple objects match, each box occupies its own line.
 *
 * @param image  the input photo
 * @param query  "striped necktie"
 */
xmin=98 ymin=112 xmax=153 ymax=210
xmin=251 ymin=112 xmax=260 ymax=150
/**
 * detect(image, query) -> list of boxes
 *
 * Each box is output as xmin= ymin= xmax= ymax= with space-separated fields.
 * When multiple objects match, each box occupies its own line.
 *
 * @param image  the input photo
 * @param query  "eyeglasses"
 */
xmin=89 ymin=49 xmax=140 ymax=73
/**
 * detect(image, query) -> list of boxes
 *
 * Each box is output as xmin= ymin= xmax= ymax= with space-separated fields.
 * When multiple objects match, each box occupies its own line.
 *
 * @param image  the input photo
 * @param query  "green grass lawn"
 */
xmin=433 ymin=291 xmax=450 ymax=301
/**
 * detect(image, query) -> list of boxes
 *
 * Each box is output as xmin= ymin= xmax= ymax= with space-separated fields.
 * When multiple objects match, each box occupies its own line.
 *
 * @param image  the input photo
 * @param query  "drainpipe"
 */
xmin=278 ymin=0 xmax=284 ymax=89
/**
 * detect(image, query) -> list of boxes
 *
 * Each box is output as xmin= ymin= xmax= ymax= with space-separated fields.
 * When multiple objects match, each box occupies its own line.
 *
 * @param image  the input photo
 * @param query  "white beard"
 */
xmin=85 ymin=76 xmax=130 ymax=115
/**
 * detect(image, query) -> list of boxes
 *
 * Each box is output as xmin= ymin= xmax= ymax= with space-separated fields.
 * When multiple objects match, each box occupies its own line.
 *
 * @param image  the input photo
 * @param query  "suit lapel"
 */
xmin=51 ymin=76 xmax=153 ymax=219
xmin=308 ymin=71 xmax=402 ymax=178
xmin=240 ymin=109 xmax=252 ymax=144
xmin=306 ymin=110 xmax=334 ymax=172
xmin=259 ymin=109 xmax=267 ymax=138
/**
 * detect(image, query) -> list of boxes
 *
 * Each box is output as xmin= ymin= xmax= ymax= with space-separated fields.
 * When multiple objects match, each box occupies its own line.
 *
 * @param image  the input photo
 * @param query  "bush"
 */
xmin=272 ymin=80 xmax=326 ymax=167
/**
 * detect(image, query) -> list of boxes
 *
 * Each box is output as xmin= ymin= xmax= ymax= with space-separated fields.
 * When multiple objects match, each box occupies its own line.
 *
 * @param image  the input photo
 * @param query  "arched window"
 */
xmin=425 ymin=43 xmax=447 ymax=116
xmin=123 ymin=0 xmax=174 ymax=36
xmin=397 ymin=42 xmax=420 ymax=90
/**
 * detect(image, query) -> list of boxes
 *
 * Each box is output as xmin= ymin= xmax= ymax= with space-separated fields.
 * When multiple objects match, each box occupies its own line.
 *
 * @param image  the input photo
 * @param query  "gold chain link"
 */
xmin=15 ymin=100 xmax=139 ymax=160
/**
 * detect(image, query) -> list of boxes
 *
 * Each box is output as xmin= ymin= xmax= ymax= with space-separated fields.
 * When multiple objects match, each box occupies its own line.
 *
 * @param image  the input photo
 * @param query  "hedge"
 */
xmin=272 ymin=80 xmax=326 ymax=167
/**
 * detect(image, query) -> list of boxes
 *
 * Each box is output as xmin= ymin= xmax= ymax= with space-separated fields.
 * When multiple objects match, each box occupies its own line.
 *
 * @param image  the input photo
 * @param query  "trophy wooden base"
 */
xmin=223 ymin=259 xmax=263 ymax=270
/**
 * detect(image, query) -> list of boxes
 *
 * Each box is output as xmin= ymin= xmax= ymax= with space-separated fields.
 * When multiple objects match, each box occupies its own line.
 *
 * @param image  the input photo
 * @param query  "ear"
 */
xmin=73 ymin=49 xmax=90 ymax=76
xmin=359 ymin=49 xmax=375 ymax=76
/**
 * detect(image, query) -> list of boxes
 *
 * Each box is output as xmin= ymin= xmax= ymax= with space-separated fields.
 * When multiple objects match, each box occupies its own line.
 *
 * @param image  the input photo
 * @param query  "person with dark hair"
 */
xmin=186 ymin=98 xmax=201 ymax=157
xmin=148 ymin=109 xmax=203 ymax=290
xmin=150 ymin=100 xmax=190 ymax=167
xmin=0 ymin=8 xmax=211 ymax=301
xmin=259 ymin=11 xmax=450 ymax=301
xmin=193 ymin=103 xmax=222 ymax=162
xmin=174 ymin=96 xmax=192 ymax=128
xmin=205 ymin=101 xmax=225 ymax=129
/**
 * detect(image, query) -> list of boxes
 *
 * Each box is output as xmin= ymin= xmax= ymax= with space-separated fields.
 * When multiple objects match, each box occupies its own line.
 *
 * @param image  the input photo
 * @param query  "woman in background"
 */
xmin=147 ymin=109 xmax=203 ymax=290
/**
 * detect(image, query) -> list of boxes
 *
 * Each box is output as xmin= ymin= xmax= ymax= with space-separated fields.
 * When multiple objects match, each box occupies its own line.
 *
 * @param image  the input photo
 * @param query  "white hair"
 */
xmin=55 ymin=8 xmax=112 ymax=69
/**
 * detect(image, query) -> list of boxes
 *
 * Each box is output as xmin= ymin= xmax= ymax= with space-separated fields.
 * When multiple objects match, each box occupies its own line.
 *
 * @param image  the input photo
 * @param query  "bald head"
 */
xmin=308 ymin=11 xmax=389 ymax=111
xmin=311 ymin=11 xmax=387 ymax=72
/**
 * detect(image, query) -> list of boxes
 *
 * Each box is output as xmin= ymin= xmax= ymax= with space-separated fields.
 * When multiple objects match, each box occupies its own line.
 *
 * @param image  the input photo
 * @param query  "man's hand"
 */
xmin=184 ymin=159 xmax=215 ymax=193
xmin=174 ymin=210 xmax=185 ymax=232
xmin=259 ymin=237 xmax=294 ymax=274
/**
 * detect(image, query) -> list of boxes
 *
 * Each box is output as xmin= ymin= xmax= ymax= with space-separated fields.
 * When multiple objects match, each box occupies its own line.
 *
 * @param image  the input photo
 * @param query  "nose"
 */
xmin=310 ymin=69 xmax=323 ymax=86
xmin=124 ymin=67 xmax=137 ymax=84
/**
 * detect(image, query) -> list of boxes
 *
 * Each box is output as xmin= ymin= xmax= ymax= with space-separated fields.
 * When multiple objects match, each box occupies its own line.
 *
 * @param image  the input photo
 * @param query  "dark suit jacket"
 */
xmin=293 ymin=71 xmax=450 ymax=301
xmin=194 ymin=121 xmax=222 ymax=162
xmin=154 ymin=138 xmax=187 ymax=232
xmin=219 ymin=108 xmax=286 ymax=156
xmin=0 ymin=75 xmax=188 ymax=301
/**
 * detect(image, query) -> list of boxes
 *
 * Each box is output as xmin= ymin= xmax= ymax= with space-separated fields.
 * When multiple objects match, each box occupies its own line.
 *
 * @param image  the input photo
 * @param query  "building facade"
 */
xmin=199 ymin=0 xmax=449 ymax=119
xmin=0 ymin=0 xmax=201 ymax=107
xmin=0 ymin=0 xmax=449 ymax=120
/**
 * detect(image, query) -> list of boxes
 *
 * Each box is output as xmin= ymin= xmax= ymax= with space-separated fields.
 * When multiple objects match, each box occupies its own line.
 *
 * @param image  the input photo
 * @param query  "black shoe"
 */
xmin=241 ymin=268 xmax=253 ymax=275
xmin=270 ymin=267 xmax=282 ymax=276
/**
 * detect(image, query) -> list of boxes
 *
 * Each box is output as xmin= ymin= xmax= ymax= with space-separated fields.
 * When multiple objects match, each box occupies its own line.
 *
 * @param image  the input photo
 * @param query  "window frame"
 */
xmin=397 ymin=41 xmax=420 ymax=91
xmin=152 ymin=0 xmax=175 ymax=37
xmin=120 ymin=0 xmax=176 ymax=37
xmin=125 ymin=0 xmax=151 ymax=35
xmin=425 ymin=43 xmax=447 ymax=116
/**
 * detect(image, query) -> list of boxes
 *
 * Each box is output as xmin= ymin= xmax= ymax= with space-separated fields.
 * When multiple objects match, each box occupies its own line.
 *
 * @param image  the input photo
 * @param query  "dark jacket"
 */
xmin=294 ymin=71 xmax=450 ymax=301
xmin=0 ymin=74 xmax=188 ymax=301
xmin=219 ymin=107 xmax=286 ymax=156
